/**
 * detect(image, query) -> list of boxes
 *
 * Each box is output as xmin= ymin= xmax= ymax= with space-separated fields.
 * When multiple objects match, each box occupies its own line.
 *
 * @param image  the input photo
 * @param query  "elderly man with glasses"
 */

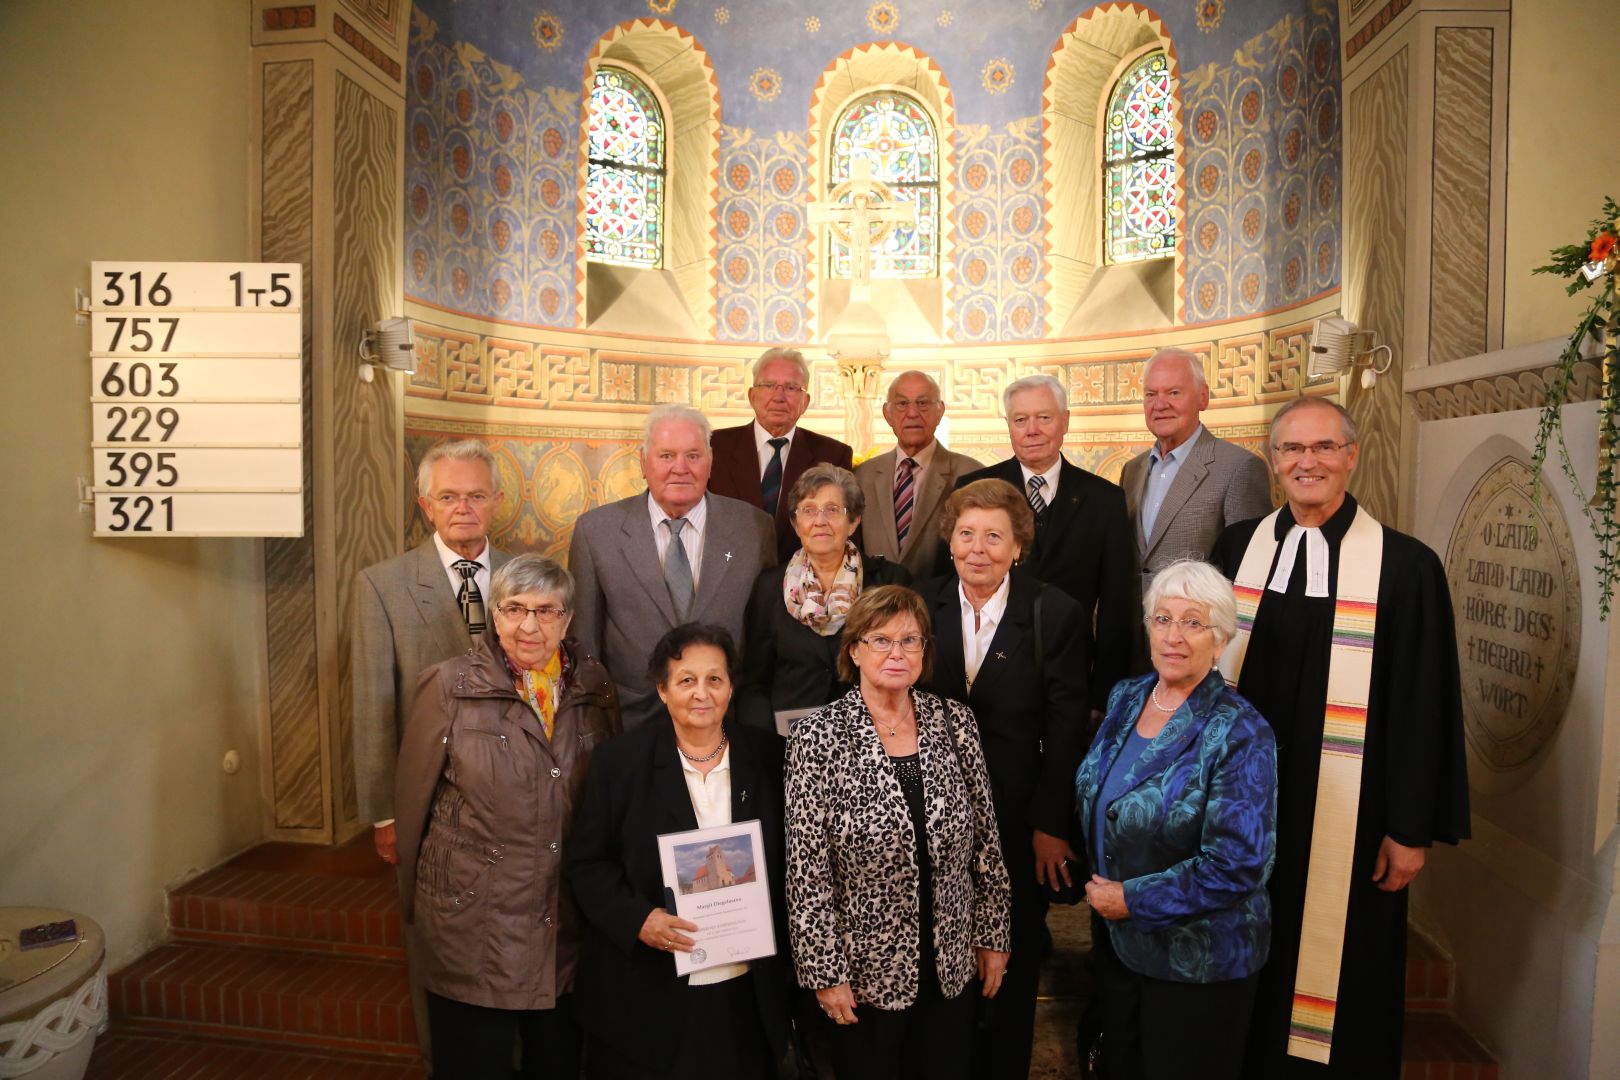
xmin=709 ymin=347 xmax=854 ymax=561
xmin=1210 ymin=397 xmax=1470 ymax=1079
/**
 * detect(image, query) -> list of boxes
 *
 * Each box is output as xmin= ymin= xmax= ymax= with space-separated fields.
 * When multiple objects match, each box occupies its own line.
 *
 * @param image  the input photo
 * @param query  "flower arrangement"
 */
xmin=1531 ymin=197 xmax=1619 ymax=617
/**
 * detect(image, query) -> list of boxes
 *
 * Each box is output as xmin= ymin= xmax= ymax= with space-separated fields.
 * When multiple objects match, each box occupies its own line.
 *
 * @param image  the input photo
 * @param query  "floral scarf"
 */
xmin=783 ymin=541 xmax=864 ymax=636
xmin=505 ymin=647 xmax=569 ymax=739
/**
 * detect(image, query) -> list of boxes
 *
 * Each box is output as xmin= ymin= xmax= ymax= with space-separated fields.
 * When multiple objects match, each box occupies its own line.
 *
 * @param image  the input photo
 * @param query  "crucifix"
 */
xmin=810 ymin=157 xmax=918 ymax=456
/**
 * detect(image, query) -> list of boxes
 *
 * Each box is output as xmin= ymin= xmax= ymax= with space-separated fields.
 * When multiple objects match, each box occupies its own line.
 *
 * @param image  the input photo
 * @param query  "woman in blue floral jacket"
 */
xmin=1076 ymin=558 xmax=1277 ymax=1080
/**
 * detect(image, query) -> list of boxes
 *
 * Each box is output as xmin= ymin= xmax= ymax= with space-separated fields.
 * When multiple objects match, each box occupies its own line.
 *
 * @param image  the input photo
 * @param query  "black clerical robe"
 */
xmin=1211 ymin=495 xmax=1470 ymax=1079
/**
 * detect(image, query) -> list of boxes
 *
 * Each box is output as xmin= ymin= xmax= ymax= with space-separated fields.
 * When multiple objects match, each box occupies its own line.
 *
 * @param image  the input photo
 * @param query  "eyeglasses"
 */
xmin=496 ymin=603 xmax=568 ymax=625
xmin=754 ymin=381 xmax=806 ymax=396
xmin=1148 ymin=614 xmax=1213 ymax=635
xmin=859 ymin=634 xmax=926 ymax=654
xmin=794 ymin=504 xmax=848 ymax=521
xmin=888 ymin=397 xmax=939 ymax=413
xmin=429 ymin=492 xmax=492 ymax=507
xmin=1272 ymin=441 xmax=1353 ymax=462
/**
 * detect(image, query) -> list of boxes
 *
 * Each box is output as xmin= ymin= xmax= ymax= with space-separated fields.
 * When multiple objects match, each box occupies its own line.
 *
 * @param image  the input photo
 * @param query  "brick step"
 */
xmin=86 ymin=1031 xmax=426 ymax=1079
xmin=108 ymin=941 xmax=417 ymax=1058
xmin=1401 ymin=1012 xmax=1498 ymax=1079
xmin=170 ymin=865 xmax=403 ymax=960
xmin=1406 ymin=928 xmax=1455 ymax=1012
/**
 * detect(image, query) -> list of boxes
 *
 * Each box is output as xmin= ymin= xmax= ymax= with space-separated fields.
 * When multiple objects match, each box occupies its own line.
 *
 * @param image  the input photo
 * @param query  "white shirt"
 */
xmin=648 ymin=494 xmax=707 ymax=590
xmin=1141 ymin=425 xmax=1204 ymax=540
xmin=752 ymin=420 xmax=796 ymax=478
xmin=678 ymin=743 xmax=747 ymax=985
xmin=959 ymin=573 xmax=1012 ymax=689
xmin=432 ymin=532 xmax=492 ymax=612
xmin=1018 ymin=457 xmax=1063 ymax=503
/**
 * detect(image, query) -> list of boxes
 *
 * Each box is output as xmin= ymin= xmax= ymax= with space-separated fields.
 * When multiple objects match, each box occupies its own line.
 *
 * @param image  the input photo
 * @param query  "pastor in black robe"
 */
xmin=1210 ymin=494 xmax=1470 ymax=1078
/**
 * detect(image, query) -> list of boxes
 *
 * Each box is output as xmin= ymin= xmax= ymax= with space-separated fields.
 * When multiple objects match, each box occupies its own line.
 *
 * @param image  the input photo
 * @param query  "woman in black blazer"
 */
xmin=567 ymin=624 xmax=790 ymax=1079
xmin=738 ymin=463 xmax=910 ymax=731
xmin=914 ymin=478 xmax=1090 ymax=1080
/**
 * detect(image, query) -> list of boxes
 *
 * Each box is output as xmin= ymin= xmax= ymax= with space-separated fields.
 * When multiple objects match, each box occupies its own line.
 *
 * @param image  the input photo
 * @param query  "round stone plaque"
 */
xmin=1444 ymin=456 xmax=1581 ymax=774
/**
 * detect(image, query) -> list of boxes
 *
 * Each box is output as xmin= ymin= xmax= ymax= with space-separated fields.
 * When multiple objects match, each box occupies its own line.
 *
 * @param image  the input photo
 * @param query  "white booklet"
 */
xmin=655 ymin=819 xmax=778 ymax=975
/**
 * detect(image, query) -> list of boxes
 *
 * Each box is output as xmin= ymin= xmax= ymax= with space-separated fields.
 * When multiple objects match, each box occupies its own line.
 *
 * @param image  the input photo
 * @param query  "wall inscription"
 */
xmin=1444 ymin=457 xmax=1581 ymax=773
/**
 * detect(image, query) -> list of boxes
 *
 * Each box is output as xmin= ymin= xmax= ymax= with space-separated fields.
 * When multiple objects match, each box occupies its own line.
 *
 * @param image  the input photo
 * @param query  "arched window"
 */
xmin=1104 ymin=50 xmax=1177 ymax=264
xmin=827 ymin=92 xmax=940 ymax=279
xmin=585 ymin=66 xmax=665 ymax=268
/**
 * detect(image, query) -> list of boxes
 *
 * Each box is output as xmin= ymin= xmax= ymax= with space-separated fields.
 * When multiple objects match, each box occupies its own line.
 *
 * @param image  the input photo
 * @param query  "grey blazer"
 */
xmin=854 ymin=444 xmax=980 ymax=578
xmin=350 ymin=538 xmax=512 ymax=823
xmin=568 ymin=492 xmax=777 ymax=727
xmin=1120 ymin=428 xmax=1273 ymax=578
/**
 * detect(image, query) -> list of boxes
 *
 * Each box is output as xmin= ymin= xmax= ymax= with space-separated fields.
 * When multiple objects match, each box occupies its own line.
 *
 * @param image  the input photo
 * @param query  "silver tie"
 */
xmin=664 ymin=517 xmax=694 ymax=620
xmin=1027 ymin=474 xmax=1048 ymax=514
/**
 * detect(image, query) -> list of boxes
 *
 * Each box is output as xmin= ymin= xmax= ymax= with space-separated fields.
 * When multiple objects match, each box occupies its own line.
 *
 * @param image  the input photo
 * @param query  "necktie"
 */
xmin=893 ymin=457 xmax=917 ymax=547
xmin=664 ymin=517 xmax=694 ymax=620
xmin=452 ymin=559 xmax=486 ymax=636
xmin=760 ymin=437 xmax=788 ymax=516
xmin=1026 ymin=474 xmax=1048 ymax=515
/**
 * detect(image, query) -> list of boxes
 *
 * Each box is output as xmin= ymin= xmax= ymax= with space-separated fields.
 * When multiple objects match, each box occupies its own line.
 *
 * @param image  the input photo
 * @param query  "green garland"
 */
xmin=1530 ymin=196 xmax=1619 ymax=619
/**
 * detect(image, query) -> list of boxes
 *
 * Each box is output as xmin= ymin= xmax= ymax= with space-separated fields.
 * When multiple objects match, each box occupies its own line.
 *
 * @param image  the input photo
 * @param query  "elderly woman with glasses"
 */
xmin=787 ymin=584 xmax=1011 ymax=1080
xmin=737 ymin=462 xmax=910 ymax=733
xmin=393 ymin=553 xmax=621 ymax=1080
xmin=1075 ymin=558 xmax=1277 ymax=1080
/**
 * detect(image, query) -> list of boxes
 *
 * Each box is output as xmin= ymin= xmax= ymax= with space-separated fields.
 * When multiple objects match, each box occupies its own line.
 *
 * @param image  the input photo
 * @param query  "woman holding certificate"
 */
xmin=567 ymin=624 xmax=790 ymax=1079
xmin=785 ymin=585 xmax=1012 ymax=1080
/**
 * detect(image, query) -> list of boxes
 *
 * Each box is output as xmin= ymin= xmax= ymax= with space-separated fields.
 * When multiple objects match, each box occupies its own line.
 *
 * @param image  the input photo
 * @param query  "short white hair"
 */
xmin=1002 ymin=373 xmax=1067 ymax=415
xmin=642 ymin=403 xmax=712 ymax=451
xmin=416 ymin=439 xmax=499 ymax=497
xmin=1143 ymin=559 xmax=1237 ymax=647
xmin=886 ymin=370 xmax=942 ymax=401
xmin=751 ymin=347 xmax=811 ymax=387
xmin=1143 ymin=347 xmax=1207 ymax=392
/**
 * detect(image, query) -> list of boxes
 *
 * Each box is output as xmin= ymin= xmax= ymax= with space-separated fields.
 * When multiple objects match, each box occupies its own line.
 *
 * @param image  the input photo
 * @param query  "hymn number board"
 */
xmin=89 ymin=261 xmax=305 ymax=537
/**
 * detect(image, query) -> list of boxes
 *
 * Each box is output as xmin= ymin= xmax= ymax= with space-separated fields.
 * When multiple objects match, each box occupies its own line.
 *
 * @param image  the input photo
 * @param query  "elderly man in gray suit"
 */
xmin=569 ymin=403 xmax=777 ymax=727
xmin=1120 ymin=348 xmax=1272 ymax=582
xmin=352 ymin=438 xmax=513 ymax=864
xmin=855 ymin=370 xmax=979 ymax=578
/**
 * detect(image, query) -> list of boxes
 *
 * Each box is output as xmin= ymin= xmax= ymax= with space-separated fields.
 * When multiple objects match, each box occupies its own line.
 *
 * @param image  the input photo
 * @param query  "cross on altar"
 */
xmin=810 ymin=158 xmax=917 ymax=291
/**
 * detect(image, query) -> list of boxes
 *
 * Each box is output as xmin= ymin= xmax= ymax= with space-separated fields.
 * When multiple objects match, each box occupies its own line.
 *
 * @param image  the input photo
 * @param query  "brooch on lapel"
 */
xmin=994 ymin=651 xmax=1007 ymax=661
xmin=724 ymin=551 xmax=733 ymax=561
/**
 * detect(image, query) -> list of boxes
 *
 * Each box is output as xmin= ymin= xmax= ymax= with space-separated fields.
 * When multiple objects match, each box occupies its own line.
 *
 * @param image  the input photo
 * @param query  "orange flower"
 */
xmin=1590 ymin=230 xmax=1617 ymax=263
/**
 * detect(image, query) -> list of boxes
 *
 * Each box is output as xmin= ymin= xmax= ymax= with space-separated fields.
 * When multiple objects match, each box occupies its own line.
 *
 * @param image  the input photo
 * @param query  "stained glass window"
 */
xmin=1104 ymin=51 xmax=1177 ymax=264
xmin=828 ymin=93 xmax=940 ymax=279
xmin=586 ymin=67 xmax=665 ymax=268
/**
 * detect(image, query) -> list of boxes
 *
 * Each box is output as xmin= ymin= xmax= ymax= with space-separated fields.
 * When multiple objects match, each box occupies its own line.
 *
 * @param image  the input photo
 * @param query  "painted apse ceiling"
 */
xmin=404 ymin=0 xmax=1342 ymax=342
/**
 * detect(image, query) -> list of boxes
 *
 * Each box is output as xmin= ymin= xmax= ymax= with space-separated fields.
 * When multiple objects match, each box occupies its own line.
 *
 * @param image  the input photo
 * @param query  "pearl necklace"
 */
xmin=1149 ymin=682 xmax=1183 ymax=714
xmin=677 ymin=733 xmax=727 ymax=763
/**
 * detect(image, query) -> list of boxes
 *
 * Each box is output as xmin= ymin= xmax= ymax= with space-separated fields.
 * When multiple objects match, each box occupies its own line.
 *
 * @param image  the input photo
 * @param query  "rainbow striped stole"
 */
xmin=1217 ymin=505 xmax=1383 ymax=1064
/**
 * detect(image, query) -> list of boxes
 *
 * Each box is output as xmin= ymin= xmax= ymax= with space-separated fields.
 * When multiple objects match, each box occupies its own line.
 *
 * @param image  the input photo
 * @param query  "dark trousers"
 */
xmin=586 ymin=973 xmax=772 ymax=1080
xmin=829 ymin=962 xmax=975 ymax=1080
xmin=1091 ymin=917 xmax=1258 ymax=1080
xmin=425 ymin=990 xmax=581 ymax=1080
xmin=972 ymin=826 xmax=1046 ymax=1080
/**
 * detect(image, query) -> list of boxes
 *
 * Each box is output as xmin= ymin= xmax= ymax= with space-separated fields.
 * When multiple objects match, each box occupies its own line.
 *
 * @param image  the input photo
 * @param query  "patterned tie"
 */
xmin=760 ymin=437 xmax=788 ymax=516
xmin=1026 ymin=474 xmax=1048 ymax=515
xmin=452 ymin=559 xmax=486 ymax=636
xmin=893 ymin=457 xmax=918 ymax=547
xmin=664 ymin=517 xmax=694 ymax=620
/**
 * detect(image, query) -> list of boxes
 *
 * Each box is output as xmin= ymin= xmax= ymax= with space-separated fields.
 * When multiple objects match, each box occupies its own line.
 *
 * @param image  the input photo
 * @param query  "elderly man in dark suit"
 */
xmin=855 ymin=370 xmax=980 ymax=578
xmin=569 ymin=404 xmax=777 ymax=727
xmin=945 ymin=374 xmax=1142 ymax=715
xmin=352 ymin=439 xmax=513 ymax=864
xmin=1120 ymin=348 xmax=1272 ymax=586
xmin=708 ymin=346 xmax=854 ymax=561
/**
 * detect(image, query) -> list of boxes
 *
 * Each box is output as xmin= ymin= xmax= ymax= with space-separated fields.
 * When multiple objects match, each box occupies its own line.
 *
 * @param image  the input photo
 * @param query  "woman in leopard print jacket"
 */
xmin=786 ymin=584 xmax=1012 ymax=1080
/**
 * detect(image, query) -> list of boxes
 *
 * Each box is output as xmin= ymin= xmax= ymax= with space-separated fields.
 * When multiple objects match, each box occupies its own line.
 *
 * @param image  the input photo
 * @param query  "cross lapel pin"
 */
xmin=994 ymin=650 xmax=1007 ymax=661
xmin=724 ymin=551 xmax=733 ymax=561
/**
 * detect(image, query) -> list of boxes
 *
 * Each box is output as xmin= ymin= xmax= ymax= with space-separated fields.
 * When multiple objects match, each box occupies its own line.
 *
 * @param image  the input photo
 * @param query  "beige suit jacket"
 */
xmin=854 ymin=444 xmax=980 ymax=578
xmin=350 ymin=537 xmax=512 ymax=823
xmin=1120 ymin=428 xmax=1273 ymax=579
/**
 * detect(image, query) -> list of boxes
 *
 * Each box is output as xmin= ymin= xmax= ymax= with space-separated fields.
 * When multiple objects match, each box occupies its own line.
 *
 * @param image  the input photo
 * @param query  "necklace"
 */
xmin=875 ymin=708 xmax=914 ymax=738
xmin=1150 ymin=682 xmax=1182 ymax=714
xmin=677 ymin=733 xmax=727 ymax=763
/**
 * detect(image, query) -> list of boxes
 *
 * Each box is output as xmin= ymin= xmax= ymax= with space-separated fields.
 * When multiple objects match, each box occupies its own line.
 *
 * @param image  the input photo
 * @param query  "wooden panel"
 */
xmin=1428 ymin=26 xmax=1493 ymax=363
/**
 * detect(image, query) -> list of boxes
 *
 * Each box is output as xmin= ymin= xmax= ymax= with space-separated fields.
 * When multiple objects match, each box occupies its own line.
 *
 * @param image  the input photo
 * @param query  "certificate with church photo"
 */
xmin=656 ymin=820 xmax=777 ymax=976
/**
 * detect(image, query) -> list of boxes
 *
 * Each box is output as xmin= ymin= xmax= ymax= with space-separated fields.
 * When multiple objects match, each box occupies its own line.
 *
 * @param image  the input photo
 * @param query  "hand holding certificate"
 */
xmin=656 ymin=819 xmax=778 ymax=975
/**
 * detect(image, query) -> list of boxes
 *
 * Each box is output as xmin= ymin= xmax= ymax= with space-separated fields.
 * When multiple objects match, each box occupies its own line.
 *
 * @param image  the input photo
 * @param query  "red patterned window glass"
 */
xmin=1104 ymin=51 xmax=1178 ymax=264
xmin=586 ymin=67 xmax=665 ymax=268
xmin=828 ymin=92 xmax=940 ymax=279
